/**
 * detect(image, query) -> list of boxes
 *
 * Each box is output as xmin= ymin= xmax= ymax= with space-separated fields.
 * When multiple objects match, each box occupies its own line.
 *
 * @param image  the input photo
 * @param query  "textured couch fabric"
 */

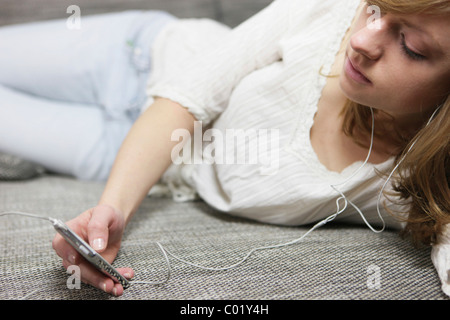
xmin=0 ymin=0 xmax=448 ymax=300
xmin=0 ymin=174 xmax=446 ymax=300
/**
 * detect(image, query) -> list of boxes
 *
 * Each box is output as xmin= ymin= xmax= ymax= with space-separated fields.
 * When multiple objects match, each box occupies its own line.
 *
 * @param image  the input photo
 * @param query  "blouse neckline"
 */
xmin=285 ymin=0 xmax=394 ymax=183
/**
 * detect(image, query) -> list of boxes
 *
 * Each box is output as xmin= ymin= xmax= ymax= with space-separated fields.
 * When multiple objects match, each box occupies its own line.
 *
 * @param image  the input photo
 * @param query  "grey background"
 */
xmin=0 ymin=0 xmax=273 ymax=28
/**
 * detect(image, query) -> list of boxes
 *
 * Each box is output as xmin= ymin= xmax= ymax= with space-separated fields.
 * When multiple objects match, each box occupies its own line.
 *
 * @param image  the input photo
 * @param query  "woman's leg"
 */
xmin=0 ymin=10 xmax=176 ymax=108
xmin=0 ymin=86 xmax=132 ymax=180
xmin=0 ymin=11 xmax=177 ymax=180
xmin=0 ymin=85 xmax=132 ymax=181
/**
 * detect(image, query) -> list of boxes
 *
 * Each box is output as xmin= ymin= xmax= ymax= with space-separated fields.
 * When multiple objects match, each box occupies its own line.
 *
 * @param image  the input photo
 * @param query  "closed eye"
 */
xmin=401 ymin=33 xmax=426 ymax=61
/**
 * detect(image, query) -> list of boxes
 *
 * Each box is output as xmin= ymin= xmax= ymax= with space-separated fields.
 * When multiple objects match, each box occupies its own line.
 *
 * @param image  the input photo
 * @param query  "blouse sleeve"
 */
xmin=146 ymin=0 xmax=301 ymax=126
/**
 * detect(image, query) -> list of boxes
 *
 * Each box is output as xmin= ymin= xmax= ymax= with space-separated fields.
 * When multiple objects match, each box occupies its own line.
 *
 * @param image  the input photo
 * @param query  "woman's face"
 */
xmin=339 ymin=4 xmax=450 ymax=125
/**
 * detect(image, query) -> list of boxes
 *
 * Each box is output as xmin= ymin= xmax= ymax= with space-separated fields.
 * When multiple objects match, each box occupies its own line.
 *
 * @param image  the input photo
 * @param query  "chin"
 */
xmin=339 ymin=75 xmax=363 ymax=105
xmin=339 ymin=75 xmax=380 ymax=109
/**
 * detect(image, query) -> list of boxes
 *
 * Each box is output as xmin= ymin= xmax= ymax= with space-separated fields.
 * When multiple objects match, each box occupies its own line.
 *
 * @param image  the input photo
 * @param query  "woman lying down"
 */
xmin=0 ymin=0 xmax=448 ymax=297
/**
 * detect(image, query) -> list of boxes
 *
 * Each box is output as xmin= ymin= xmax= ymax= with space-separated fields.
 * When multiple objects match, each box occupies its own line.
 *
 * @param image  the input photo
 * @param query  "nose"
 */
xmin=350 ymin=17 xmax=388 ymax=61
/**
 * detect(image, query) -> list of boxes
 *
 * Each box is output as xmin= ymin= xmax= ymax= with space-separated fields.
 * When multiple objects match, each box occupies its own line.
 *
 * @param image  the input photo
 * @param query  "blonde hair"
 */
xmin=342 ymin=0 xmax=450 ymax=246
xmin=367 ymin=0 xmax=450 ymax=14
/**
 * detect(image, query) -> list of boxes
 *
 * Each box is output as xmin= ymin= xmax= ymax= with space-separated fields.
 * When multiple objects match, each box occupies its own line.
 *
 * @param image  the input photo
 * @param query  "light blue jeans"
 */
xmin=0 ymin=10 xmax=176 ymax=181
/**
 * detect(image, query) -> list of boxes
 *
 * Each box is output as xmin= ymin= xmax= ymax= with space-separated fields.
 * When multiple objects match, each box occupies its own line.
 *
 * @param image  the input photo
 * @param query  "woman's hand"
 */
xmin=52 ymin=204 xmax=134 ymax=296
xmin=51 ymin=98 xmax=196 ymax=296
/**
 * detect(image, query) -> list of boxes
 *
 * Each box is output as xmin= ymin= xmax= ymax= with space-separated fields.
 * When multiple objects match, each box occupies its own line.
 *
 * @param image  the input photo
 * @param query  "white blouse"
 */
xmin=144 ymin=0 xmax=401 ymax=228
xmin=143 ymin=0 xmax=450 ymax=297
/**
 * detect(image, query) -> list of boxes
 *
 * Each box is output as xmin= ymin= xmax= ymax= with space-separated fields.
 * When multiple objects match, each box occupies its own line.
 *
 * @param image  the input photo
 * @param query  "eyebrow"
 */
xmin=399 ymin=18 xmax=445 ymax=56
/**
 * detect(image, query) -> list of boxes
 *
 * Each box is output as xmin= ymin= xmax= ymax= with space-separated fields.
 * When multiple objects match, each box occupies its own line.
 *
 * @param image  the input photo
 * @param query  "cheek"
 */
xmin=376 ymin=71 xmax=446 ymax=113
xmin=378 ymin=80 xmax=427 ymax=110
xmin=376 ymin=61 xmax=433 ymax=97
xmin=398 ymin=71 xmax=449 ymax=107
xmin=385 ymin=52 xmax=449 ymax=92
xmin=432 ymin=71 xmax=450 ymax=103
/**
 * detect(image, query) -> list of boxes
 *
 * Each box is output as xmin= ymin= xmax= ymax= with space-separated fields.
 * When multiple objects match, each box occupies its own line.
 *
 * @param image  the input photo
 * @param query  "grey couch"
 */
xmin=0 ymin=0 xmax=447 ymax=301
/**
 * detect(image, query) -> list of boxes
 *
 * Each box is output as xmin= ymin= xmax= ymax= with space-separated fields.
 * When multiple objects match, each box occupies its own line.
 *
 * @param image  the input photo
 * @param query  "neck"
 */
xmin=376 ymin=109 xmax=431 ymax=140
xmin=365 ymin=109 xmax=432 ymax=159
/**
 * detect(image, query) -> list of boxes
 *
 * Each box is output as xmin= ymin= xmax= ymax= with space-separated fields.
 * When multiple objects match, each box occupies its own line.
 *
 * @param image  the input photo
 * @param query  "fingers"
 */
xmin=116 ymin=267 xmax=135 ymax=281
xmin=87 ymin=210 xmax=110 ymax=252
xmin=62 ymin=258 xmax=135 ymax=296
xmin=52 ymin=208 xmax=94 ymax=264
xmin=52 ymin=232 xmax=80 ymax=265
xmin=87 ymin=204 xmax=125 ymax=253
xmin=51 ymin=205 xmax=129 ymax=296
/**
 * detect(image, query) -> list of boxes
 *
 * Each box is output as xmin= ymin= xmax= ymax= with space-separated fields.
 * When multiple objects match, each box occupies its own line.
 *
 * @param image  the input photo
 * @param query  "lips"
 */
xmin=344 ymin=56 xmax=372 ymax=85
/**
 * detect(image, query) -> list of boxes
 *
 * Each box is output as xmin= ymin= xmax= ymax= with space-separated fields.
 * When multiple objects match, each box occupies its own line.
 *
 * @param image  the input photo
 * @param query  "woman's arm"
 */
xmin=52 ymin=97 xmax=196 ymax=296
xmin=99 ymin=97 xmax=196 ymax=223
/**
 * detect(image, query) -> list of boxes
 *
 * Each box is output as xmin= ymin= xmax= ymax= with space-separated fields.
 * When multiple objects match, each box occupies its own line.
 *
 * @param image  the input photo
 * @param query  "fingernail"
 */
xmin=101 ymin=282 xmax=107 ymax=293
xmin=68 ymin=254 xmax=76 ymax=265
xmin=92 ymin=238 xmax=105 ymax=251
xmin=113 ymin=287 xmax=118 ymax=296
xmin=124 ymin=272 xmax=132 ymax=279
